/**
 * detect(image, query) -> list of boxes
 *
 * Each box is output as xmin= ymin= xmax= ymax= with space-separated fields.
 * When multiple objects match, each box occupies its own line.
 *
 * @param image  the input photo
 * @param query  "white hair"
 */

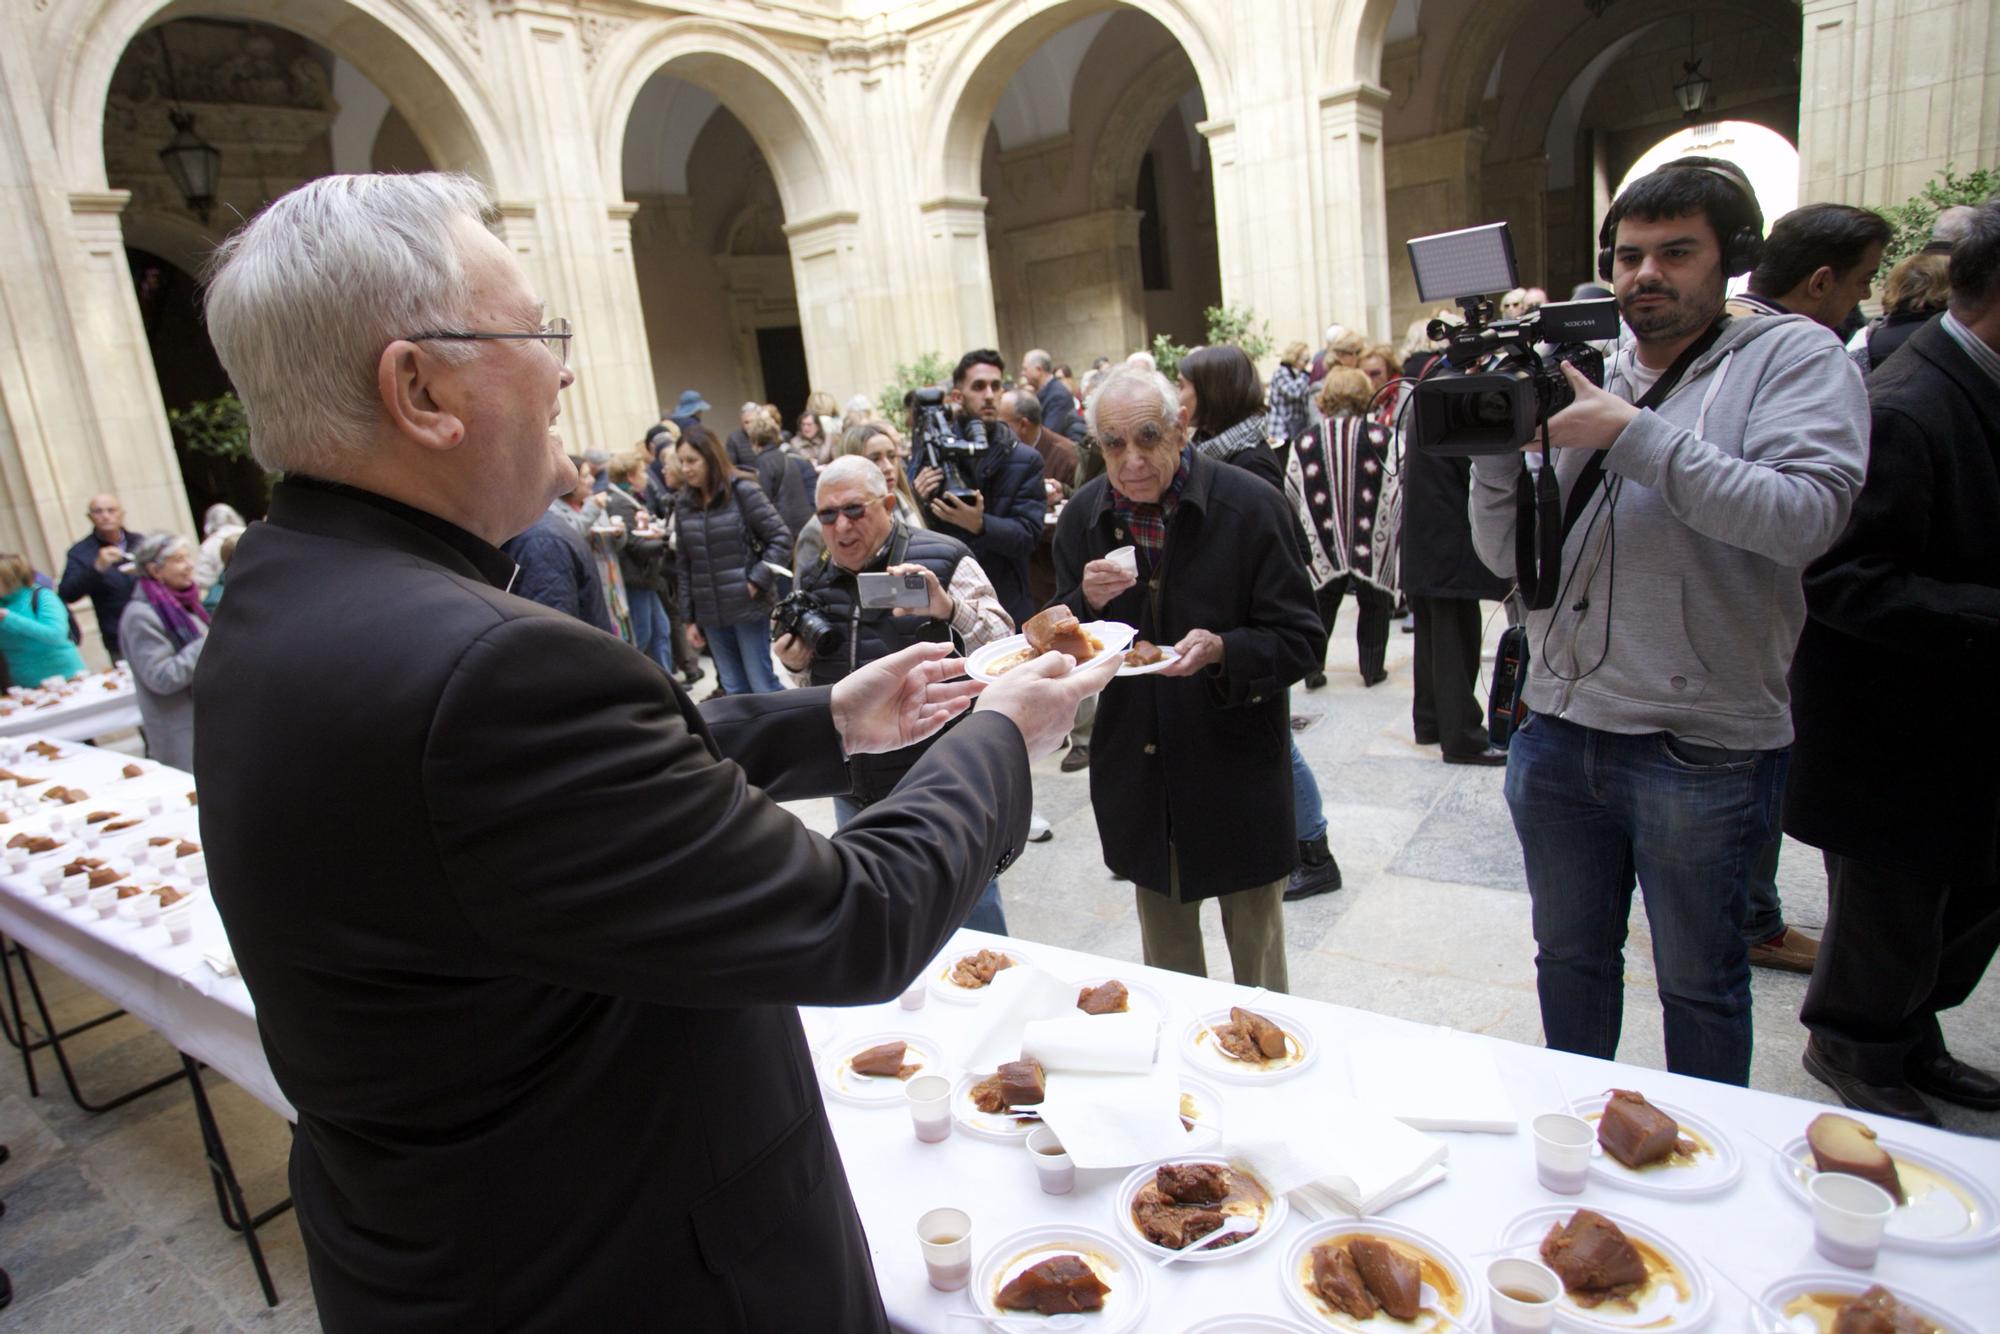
xmin=1125 ymin=350 xmax=1157 ymax=371
xmin=1084 ymin=364 xmax=1178 ymax=437
xmin=201 ymin=503 xmax=246 ymax=536
xmin=817 ymin=454 xmax=888 ymax=500
xmin=203 ymin=172 xmax=494 ymax=475
xmin=1323 ymin=323 xmax=1346 ymax=344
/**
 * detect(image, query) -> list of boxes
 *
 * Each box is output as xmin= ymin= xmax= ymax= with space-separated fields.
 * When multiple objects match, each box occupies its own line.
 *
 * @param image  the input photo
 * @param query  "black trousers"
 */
xmin=1801 ymin=850 xmax=2000 ymax=1081
xmin=1316 ymin=576 xmax=1392 ymax=681
xmin=1410 ymin=595 xmax=1488 ymax=757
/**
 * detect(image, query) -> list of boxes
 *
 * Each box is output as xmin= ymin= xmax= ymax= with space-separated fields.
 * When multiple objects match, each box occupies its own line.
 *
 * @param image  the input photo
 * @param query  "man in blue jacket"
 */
xmin=59 ymin=494 xmax=144 ymax=660
xmin=913 ymin=350 xmax=1049 ymax=628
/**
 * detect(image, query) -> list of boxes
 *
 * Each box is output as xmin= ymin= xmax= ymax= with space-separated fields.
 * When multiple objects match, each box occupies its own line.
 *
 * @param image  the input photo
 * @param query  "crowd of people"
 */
xmin=0 ymin=159 xmax=1992 ymax=1327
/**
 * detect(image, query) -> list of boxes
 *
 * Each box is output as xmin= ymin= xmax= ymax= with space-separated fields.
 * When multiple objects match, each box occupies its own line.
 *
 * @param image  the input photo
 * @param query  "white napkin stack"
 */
xmin=1021 ymin=1014 xmax=1159 ymax=1074
xmin=1035 ymin=1068 xmax=1193 ymax=1170
xmin=960 ymin=965 xmax=1082 ymax=1071
xmin=1225 ymin=1092 xmax=1448 ymax=1217
xmin=1346 ymin=1029 xmax=1519 ymax=1133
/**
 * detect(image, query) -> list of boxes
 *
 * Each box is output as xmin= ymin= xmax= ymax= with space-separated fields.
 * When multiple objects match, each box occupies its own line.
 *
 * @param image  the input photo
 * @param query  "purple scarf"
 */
xmin=141 ymin=577 xmax=210 ymax=650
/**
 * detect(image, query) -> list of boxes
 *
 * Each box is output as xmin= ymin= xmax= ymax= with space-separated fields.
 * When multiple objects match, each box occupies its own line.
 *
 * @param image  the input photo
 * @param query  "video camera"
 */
xmin=908 ymin=386 xmax=985 ymax=503
xmin=1405 ymin=223 xmax=1621 ymax=456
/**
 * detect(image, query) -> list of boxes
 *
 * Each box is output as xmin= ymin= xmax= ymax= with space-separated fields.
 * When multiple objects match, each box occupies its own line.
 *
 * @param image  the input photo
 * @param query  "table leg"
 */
xmin=181 ymin=1055 xmax=292 ymax=1307
xmin=6 ymin=942 xmax=184 ymax=1112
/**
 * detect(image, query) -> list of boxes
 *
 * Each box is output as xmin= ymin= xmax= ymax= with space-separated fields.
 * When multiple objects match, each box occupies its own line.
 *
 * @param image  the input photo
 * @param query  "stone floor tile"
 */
xmin=0 ymin=1237 xmax=239 ymax=1334
xmin=0 ymin=1156 xmax=140 ymax=1303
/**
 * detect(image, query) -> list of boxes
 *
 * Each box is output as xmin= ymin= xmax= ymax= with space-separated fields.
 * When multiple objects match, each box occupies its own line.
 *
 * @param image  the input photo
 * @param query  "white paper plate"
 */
xmin=930 ymin=945 xmax=1036 ymax=1004
xmin=1182 ymin=1318 xmax=1314 ymax=1334
xmin=971 ymin=1223 xmax=1151 ymax=1333
xmin=1772 ymin=1130 xmax=1999 ymax=1252
xmin=814 ymin=1031 xmax=946 ymax=1107
xmin=1571 ymin=1094 xmax=1741 ymax=1199
xmin=1751 ymin=1272 xmax=1979 ymax=1334
xmin=966 ymin=621 xmax=1137 ymax=685
xmin=952 ymin=1070 xmax=1041 ymax=1142
xmin=1070 ymin=974 xmax=1173 ymax=1025
xmin=1281 ymin=1217 xmax=1485 ymax=1333
xmin=1113 ymin=1155 xmax=1288 ymax=1263
xmin=1496 ymin=1205 xmax=1713 ymax=1331
xmin=1115 ymin=642 xmax=1182 ymax=677
xmin=1181 ymin=1007 xmax=1318 ymax=1084
xmin=1177 ymin=1075 xmax=1226 ymax=1145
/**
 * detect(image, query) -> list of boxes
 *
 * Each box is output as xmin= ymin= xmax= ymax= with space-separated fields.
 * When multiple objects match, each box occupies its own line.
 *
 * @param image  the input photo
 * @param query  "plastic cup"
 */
xmin=5 ymin=847 xmax=27 ymax=872
xmin=906 ymin=1074 xmax=953 ymax=1144
xmin=162 ymin=906 xmax=193 ymax=945
xmin=1487 ymin=1257 xmax=1562 ymax=1333
xmin=148 ymin=845 xmax=174 ymax=870
xmin=88 ymin=886 xmax=118 ymax=919
xmin=61 ymin=873 xmax=89 ymax=905
xmin=132 ymin=896 xmax=161 ymax=927
xmin=1809 ymin=1172 xmax=1894 ymax=1269
xmin=917 ymin=1207 xmax=972 ymax=1292
xmin=1106 ymin=545 xmax=1138 ymax=578
xmin=38 ymin=865 xmax=63 ymax=889
xmin=1533 ymin=1113 xmax=1594 ymax=1194
xmin=146 ymin=796 xmax=165 ymax=816
xmin=899 ymin=980 xmax=927 ymax=1011
xmin=1026 ymin=1125 xmax=1074 ymax=1195
xmin=82 ymin=826 xmax=103 ymax=849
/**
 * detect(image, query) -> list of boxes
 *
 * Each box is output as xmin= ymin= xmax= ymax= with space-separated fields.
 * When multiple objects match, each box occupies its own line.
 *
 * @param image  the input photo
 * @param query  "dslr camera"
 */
xmin=908 ymin=386 xmax=985 ymax=503
xmin=1405 ymin=222 xmax=1620 ymax=455
xmin=765 ymin=565 xmax=846 ymax=658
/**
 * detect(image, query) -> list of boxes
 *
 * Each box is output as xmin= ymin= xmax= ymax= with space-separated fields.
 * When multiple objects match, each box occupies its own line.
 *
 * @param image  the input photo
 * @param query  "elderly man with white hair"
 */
xmin=780 ymin=454 xmax=1018 ymax=928
xmin=1051 ymin=364 xmax=1326 ymax=989
xmin=190 ymin=172 xmax=1113 ymax=1332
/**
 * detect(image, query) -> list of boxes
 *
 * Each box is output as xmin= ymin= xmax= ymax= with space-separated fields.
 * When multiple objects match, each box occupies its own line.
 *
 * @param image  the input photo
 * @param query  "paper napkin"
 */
xmin=1021 ymin=1014 xmax=1159 ymax=1074
xmin=1346 ymin=1030 xmax=1518 ymax=1133
xmin=1225 ymin=1091 xmax=1448 ymax=1216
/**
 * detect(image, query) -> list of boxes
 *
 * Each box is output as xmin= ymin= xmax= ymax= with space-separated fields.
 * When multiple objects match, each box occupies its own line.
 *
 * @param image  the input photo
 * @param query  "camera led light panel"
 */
xmin=1407 ymin=223 xmax=1519 ymax=303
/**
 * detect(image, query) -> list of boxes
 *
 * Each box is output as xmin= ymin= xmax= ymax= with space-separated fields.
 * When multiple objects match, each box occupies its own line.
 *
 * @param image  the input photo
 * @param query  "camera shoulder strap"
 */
xmin=1515 ymin=318 xmax=1726 ymax=610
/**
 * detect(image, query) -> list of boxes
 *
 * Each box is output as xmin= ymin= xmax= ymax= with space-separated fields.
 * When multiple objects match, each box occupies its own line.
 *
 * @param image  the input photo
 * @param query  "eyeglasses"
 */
xmin=816 ymin=502 xmax=875 ymax=526
xmin=406 ymin=317 xmax=573 ymax=368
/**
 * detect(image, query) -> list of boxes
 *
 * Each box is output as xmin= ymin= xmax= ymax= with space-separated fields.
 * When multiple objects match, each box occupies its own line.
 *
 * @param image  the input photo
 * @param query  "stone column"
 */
xmin=1799 ymin=0 xmax=2000 ymax=207
xmin=0 ymin=14 xmax=193 ymax=602
xmin=1318 ymin=84 xmax=1393 ymax=340
xmin=782 ymin=210 xmax=870 ymax=407
xmin=487 ymin=1 xmax=657 ymax=453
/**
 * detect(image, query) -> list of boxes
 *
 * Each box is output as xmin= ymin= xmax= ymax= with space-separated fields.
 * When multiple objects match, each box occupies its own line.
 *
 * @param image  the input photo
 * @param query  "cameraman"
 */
xmin=912 ymin=350 xmax=1049 ymax=628
xmin=777 ymin=457 xmax=1019 ymax=932
xmin=1467 ymin=157 xmax=1869 ymax=1086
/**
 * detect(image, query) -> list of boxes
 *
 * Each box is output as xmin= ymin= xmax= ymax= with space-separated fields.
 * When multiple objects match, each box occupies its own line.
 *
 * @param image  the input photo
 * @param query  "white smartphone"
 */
xmin=857 ymin=571 xmax=930 ymax=610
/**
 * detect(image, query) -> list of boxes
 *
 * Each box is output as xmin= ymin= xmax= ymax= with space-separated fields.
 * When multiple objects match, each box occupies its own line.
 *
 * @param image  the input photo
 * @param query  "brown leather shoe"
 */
xmin=1060 ymin=744 xmax=1090 ymax=773
xmin=1748 ymin=926 xmax=1820 ymax=973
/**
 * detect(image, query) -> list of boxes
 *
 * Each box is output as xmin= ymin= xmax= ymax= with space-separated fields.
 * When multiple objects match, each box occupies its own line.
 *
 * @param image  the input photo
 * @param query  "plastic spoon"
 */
xmin=1705 ymin=1256 xmax=1810 ymax=1334
xmin=1156 ymin=1214 xmax=1258 ymax=1267
xmin=1417 ymin=1282 xmax=1477 ymax=1333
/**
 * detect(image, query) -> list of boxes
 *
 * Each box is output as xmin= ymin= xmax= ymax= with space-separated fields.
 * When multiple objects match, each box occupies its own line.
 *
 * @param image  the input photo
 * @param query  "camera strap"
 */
xmin=1515 ymin=318 xmax=1725 ymax=610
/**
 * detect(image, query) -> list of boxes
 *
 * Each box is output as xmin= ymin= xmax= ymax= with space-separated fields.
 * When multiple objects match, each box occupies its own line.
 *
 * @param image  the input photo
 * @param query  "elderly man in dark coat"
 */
xmin=190 ymin=172 xmax=1112 ymax=1333
xmin=1784 ymin=199 xmax=2000 ymax=1126
xmin=1051 ymin=364 xmax=1326 ymax=989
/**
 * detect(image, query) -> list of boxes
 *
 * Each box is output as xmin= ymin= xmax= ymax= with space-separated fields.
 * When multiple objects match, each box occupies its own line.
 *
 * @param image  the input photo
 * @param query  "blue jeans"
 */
xmin=1290 ymin=738 xmax=1326 ymax=843
xmin=834 ymin=796 xmax=1008 ymax=935
xmin=706 ymin=617 xmax=783 ymax=695
xmin=1502 ymin=712 xmax=1787 ymax=1086
xmin=628 ymin=588 xmax=675 ymax=675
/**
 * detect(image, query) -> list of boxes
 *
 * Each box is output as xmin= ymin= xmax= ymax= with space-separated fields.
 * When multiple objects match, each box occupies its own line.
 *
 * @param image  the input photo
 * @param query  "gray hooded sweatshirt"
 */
xmin=1468 ymin=313 xmax=1868 ymax=749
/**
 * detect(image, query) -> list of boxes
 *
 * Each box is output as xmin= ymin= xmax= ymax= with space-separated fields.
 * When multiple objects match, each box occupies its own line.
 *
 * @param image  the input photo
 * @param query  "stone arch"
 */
xmin=45 ymin=0 xmax=513 ymax=196
xmin=1323 ymin=0 xmax=1407 ymax=91
xmin=593 ymin=18 xmax=854 ymax=224
xmin=1086 ymin=45 xmax=1201 ymax=213
xmin=925 ymin=0 xmax=1234 ymax=206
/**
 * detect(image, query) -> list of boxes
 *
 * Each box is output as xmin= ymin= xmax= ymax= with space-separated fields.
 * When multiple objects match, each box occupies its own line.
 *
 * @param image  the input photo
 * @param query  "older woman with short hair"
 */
xmin=194 ymin=503 xmax=247 ymax=595
xmin=119 ymin=533 xmax=210 ymax=770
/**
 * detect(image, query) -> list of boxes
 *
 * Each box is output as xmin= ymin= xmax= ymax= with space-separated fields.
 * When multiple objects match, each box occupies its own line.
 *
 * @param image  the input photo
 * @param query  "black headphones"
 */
xmin=1598 ymin=159 xmax=1765 ymax=283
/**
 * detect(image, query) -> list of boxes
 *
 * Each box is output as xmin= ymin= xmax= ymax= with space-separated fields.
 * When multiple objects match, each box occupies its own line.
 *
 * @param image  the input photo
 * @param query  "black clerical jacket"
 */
xmin=192 ymin=478 xmax=1030 ymax=1332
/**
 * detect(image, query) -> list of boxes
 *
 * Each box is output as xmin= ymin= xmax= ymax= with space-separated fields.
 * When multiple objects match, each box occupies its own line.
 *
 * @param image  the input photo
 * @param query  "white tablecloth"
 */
xmin=0 ymin=737 xmax=290 ymax=1116
xmin=0 ymin=735 xmax=1993 ymax=1331
xmin=0 ymin=669 xmax=142 ymax=741
xmin=821 ymin=931 xmax=2000 ymax=1333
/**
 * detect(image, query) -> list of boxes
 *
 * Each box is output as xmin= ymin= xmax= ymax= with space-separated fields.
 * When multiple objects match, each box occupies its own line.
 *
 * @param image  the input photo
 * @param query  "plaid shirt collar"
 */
xmin=1109 ymin=447 xmax=1192 ymax=571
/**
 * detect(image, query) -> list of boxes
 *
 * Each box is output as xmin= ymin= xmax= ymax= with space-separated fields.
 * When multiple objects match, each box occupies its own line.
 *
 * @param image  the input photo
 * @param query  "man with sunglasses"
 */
xmin=778 ymin=456 xmax=1017 ymax=930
